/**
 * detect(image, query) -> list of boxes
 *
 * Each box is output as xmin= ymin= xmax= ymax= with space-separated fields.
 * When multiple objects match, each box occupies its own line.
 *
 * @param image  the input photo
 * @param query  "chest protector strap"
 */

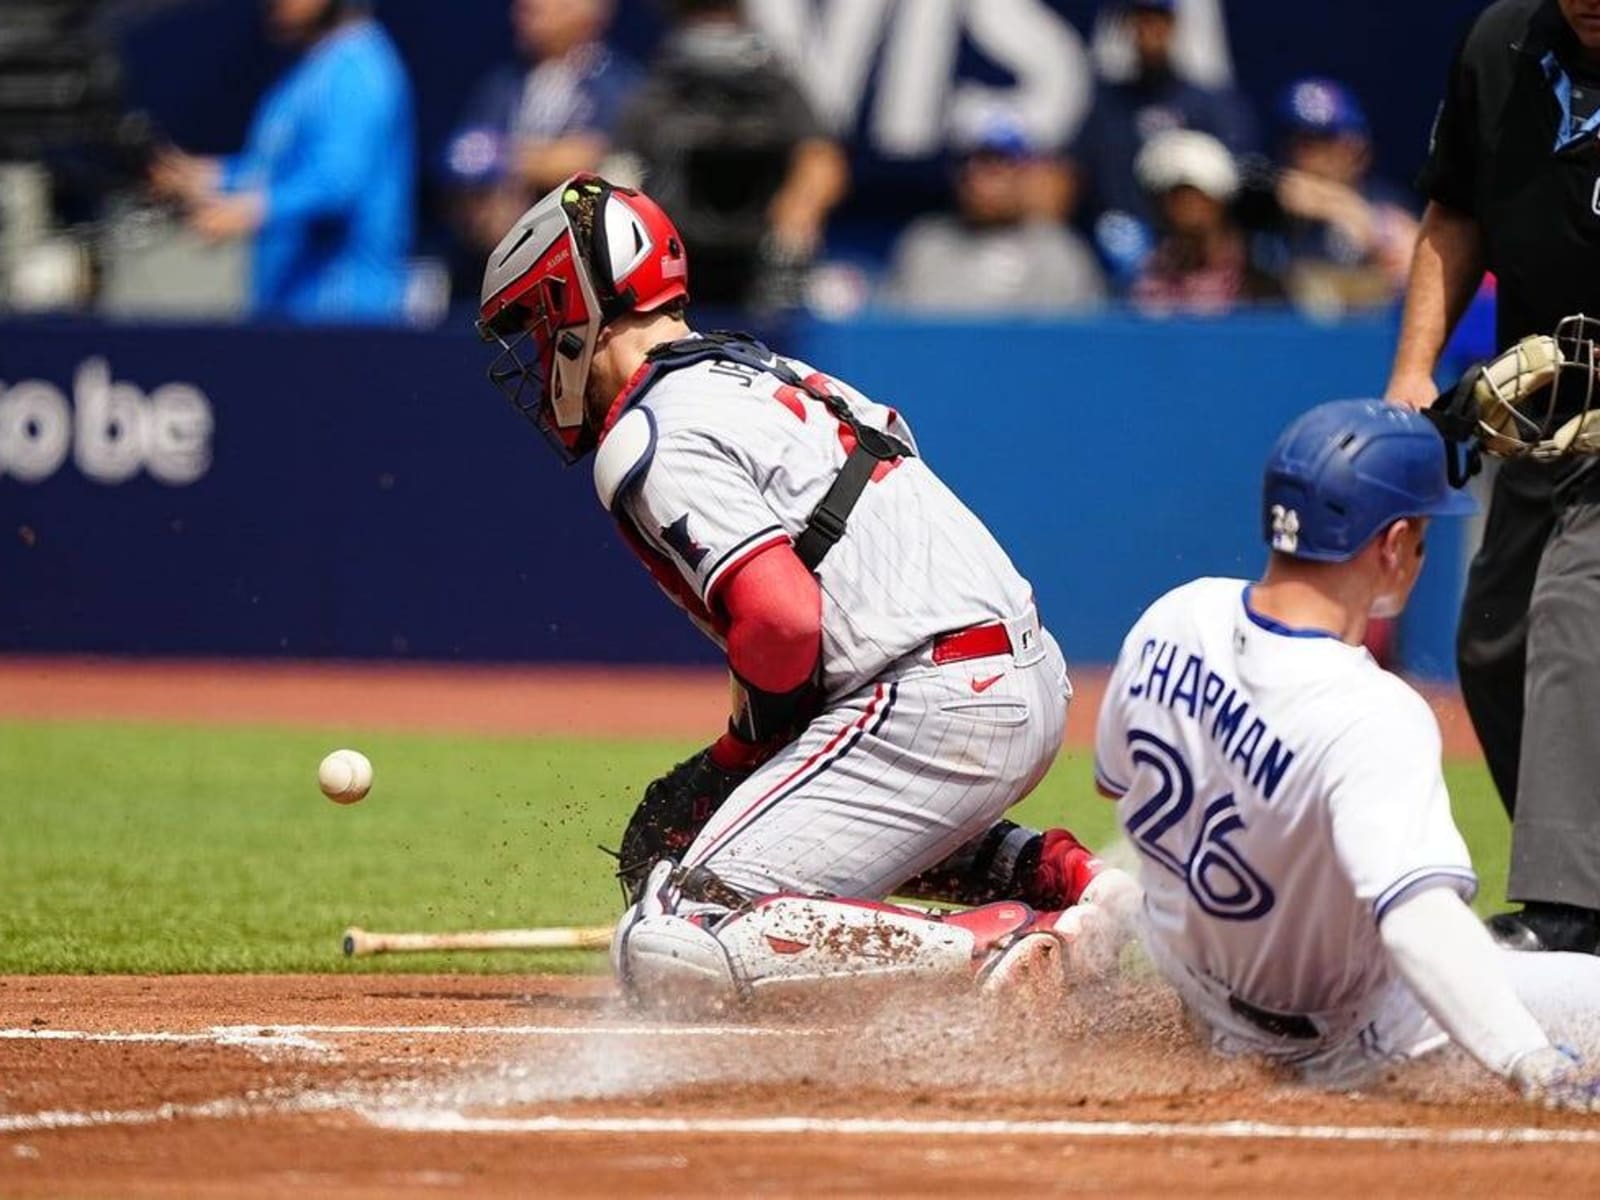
xmin=638 ymin=332 xmax=914 ymax=572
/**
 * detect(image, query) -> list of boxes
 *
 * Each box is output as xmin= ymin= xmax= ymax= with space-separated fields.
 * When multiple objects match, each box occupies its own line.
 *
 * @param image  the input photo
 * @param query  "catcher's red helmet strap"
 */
xmin=580 ymin=177 xmax=689 ymax=321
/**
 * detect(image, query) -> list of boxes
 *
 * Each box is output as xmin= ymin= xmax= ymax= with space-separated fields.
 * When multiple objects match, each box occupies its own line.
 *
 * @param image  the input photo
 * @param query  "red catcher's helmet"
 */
xmin=477 ymin=175 xmax=689 ymax=462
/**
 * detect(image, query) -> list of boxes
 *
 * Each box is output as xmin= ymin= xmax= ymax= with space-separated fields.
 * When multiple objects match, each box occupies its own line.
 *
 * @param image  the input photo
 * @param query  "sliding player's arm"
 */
xmin=1330 ymin=688 xmax=1597 ymax=1109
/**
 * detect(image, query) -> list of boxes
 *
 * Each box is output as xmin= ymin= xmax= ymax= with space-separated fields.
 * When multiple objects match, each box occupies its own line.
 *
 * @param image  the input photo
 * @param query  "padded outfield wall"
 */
xmin=0 ymin=314 xmax=1469 ymax=677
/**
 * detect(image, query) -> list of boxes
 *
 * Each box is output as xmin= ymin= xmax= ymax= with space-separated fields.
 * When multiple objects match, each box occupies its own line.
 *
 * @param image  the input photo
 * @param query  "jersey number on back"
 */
xmin=1123 ymin=728 xmax=1276 ymax=922
xmin=773 ymin=376 xmax=903 ymax=484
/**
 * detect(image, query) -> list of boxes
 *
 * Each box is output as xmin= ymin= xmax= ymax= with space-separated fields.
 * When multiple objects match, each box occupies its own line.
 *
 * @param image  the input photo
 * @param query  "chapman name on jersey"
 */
xmin=1095 ymin=577 xmax=1476 ymax=1037
xmin=1114 ymin=631 xmax=1300 ymax=804
xmin=593 ymin=348 xmax=1037 ymax=697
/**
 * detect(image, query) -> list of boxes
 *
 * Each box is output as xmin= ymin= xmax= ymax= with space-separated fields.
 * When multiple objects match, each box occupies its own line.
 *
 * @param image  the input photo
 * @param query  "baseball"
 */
xmin=318 ymin=748 xmax=373 ymax=804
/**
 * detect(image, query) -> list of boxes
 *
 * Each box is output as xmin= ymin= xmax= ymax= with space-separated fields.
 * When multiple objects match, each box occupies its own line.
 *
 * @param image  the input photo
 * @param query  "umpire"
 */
xmin=1386 ymin=0 xmax=1600 ymax=954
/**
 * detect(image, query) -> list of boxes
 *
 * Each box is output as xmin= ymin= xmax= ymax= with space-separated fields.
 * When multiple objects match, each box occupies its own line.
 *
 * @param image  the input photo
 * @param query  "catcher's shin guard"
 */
xmin=612 ymin=862 xmax=743 ymax=1009
xmin=615 ymin=913 xmax=741 ymax=1009
xmin=613 ymin=864 xmax=1058 ymax=1008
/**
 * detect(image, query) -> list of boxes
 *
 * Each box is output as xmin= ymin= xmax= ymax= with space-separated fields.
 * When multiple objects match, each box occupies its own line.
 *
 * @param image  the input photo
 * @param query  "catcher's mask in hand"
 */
xmin=1447 ymin=314 xmax=1600 ymax=462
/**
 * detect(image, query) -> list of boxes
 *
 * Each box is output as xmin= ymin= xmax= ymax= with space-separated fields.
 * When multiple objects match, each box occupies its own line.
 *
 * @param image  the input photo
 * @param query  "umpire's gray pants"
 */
xmin=1459 ymin=459 xmax=1600 ymax=910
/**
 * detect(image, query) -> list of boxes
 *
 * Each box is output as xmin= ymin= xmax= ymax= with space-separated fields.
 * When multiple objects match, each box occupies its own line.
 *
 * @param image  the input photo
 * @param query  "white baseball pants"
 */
xmin=1156 ymin=938 xmax=1600 ymax=1088
xmin=678 ymin=613 xmax=1071 ymax=902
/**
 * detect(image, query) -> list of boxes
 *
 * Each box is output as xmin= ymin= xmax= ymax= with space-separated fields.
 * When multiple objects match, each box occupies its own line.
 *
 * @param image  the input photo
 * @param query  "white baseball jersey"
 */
xmin=1095 ymin=577 xmax=1476 ymax=1043
xmin=593 ymin=348 xmax=1038 ymax=696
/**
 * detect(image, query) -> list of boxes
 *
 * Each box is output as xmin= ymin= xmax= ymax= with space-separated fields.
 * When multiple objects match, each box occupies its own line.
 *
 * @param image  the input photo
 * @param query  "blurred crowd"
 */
xmin=0 ymin=0 xmax=1424 ymax=324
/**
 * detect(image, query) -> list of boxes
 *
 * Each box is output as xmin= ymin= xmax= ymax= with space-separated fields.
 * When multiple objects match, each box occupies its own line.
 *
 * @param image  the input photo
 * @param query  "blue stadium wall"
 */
xmin=0 ymin=315 xmax=1469 ymax=677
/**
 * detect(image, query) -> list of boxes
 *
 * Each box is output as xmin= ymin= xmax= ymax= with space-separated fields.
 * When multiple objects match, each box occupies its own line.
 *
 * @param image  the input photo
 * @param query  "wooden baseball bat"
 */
xmin=342 ymin=923 xmax=615 ymax=957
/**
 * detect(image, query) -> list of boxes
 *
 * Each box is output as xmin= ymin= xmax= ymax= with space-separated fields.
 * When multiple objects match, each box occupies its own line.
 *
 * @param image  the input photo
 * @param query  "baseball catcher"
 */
xmin=477 ymin=175 xmax=1135 ymax=1006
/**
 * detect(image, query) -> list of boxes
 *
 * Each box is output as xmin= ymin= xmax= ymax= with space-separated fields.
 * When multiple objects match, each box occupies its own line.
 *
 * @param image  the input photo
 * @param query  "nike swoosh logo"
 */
xmin=971 ymin=674 xmax=1005 ymax=693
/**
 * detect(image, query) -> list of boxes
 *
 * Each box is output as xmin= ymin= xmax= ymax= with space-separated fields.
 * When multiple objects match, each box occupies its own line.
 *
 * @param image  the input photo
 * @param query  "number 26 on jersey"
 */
xmin=1122 ymin=728 xmax=1277 ymax=922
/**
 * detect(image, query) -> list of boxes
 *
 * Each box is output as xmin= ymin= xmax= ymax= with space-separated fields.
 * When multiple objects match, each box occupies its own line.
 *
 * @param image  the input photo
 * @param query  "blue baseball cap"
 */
xmin=958 ymin=112 xmax=1036 ymax=159
xmin=1278 ymin=77 xmax=1368 ymax=138
xmin=1116 ymin=0 xmax=1176 ymax=12
xmin=1262 ymin=400 xmax=1477 ymax=562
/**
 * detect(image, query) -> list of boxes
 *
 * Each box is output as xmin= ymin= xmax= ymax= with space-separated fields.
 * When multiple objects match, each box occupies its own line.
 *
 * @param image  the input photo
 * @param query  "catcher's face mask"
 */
xmin=1472 ymin=314 xmax=1600 ymax=460
xmin=477 ymin=176 xmax=690 ymax=464
xmin=477 ymin=200 xmax=604 ymax=464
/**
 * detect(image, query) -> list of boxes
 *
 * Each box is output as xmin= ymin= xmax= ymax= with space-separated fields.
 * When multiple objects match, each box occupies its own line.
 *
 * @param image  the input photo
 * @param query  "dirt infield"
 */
xmin=0 ymin=656 xmax=1486 ymax=757
xmin=4 ymin=974 xmax=1597 ymax=1198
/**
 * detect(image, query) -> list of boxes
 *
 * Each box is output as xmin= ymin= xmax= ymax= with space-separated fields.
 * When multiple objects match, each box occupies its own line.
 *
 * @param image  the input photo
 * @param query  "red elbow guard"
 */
xmin=718 ymin=541 xmax=824 ymax=742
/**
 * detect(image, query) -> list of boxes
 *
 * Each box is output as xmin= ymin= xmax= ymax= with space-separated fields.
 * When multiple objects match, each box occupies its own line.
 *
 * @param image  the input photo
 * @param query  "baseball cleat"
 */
xmin=1486 ymin=904 xmax=1600 ymax=955
xmin=978 ymin=931 xmax=1071 ymax=1010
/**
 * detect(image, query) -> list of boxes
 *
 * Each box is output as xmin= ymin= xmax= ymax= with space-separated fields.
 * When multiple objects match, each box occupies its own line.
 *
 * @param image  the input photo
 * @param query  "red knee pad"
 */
xmin=1031 ymin=829 xmax=1105 ymax=909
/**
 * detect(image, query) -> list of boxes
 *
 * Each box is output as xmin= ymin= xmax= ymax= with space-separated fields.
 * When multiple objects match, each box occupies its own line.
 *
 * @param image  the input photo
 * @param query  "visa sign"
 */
xmin=749 ymin=0 xmax=1233 ymax=156
xmin=0 ymin=357 xmax=214 ymax=486
xmin=751 ymin=0 xmax=1092 ymax=155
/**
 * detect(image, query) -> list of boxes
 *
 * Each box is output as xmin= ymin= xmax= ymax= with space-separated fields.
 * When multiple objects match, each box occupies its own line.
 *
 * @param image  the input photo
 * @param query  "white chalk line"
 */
xmin=9 ymin=1091 xmax=1598 ymax=1150
xmin=0 ymin=1023 xmax=825 ymax=1047
xmin=362 ymin=1110 xmax=1600 ymax=1147
xmin=0 ymin=1090 xmax=351 ymax=1135
xmin=5 ymin=1078 xmax=1598 ymax=1151
xmin=7 ymin=1023 xmax=1597 ymax=1150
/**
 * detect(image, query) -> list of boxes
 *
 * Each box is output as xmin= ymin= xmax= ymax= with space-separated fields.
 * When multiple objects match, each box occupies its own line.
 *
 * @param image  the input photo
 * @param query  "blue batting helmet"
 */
xmin=1262 ymin=400 xmax=1477 ymax=562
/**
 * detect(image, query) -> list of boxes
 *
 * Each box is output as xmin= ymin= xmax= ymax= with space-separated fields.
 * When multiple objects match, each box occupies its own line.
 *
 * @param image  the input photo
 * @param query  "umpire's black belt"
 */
xmin=1228 ymin=994 xmax=1320 ymax=1041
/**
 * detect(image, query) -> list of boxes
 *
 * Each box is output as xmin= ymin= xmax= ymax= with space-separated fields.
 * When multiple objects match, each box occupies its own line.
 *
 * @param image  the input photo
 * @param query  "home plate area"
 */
xmin=3 ymin=976 xmax=1599 ymax=1197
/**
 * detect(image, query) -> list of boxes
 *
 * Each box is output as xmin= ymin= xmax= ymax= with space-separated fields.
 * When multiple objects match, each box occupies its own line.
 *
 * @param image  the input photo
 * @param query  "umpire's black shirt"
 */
xmin=1423 ymin=0 xmax=1600 ymax=351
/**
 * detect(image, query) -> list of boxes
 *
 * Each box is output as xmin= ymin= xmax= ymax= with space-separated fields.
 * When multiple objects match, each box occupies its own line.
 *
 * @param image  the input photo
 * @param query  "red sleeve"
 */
xmin=718 ymin=541 xmax=822 ymax=693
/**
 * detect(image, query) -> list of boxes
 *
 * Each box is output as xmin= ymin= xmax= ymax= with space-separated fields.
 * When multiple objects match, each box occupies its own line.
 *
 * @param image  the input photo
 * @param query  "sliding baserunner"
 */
xmin=1096 ymin=398 xmax=1600 ymax=1105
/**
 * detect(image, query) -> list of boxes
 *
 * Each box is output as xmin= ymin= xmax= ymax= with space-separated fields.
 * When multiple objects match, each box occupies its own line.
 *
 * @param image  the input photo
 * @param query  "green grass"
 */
xmin=0 ymin=721 xmax=1511 ymax=974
